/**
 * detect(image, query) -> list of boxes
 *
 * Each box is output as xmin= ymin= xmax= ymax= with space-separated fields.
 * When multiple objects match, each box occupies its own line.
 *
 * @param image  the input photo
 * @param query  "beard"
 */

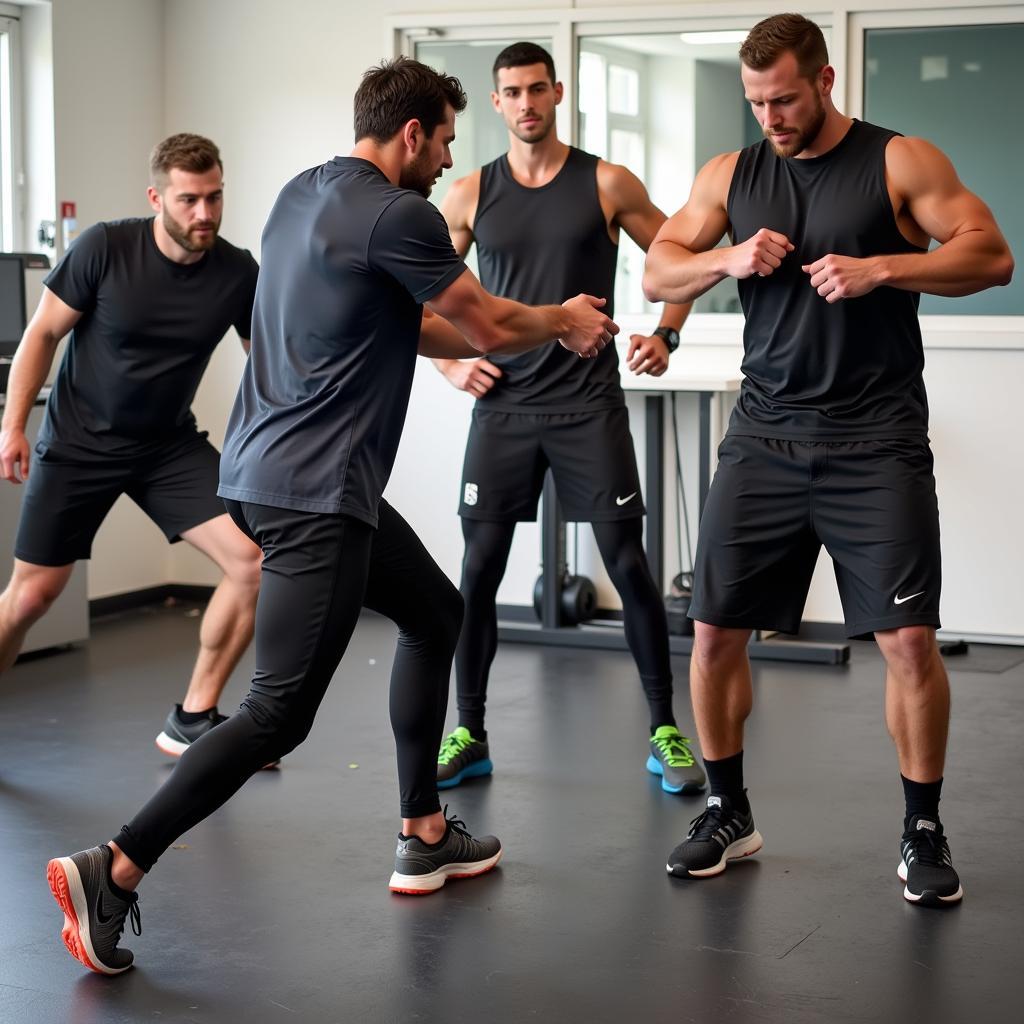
xmin=161 ymin=209 xmax=219 ymax=252
xmin=510 ymin=110 xmax=554 ymax=145
xmin=764 ymin=93 xmax=826 ymax=157
xmin=400 ymin=147 xmax=440 ymax=198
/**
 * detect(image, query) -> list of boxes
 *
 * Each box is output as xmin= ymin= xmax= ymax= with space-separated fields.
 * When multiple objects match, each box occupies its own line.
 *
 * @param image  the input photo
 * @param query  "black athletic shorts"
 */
xmin=14 ymin=430 xmax=227 ymax=566
xmin=689 ymin=434 xmax=942 ymax=639
xmin=459 ymin=405 xmax=644 ymax=523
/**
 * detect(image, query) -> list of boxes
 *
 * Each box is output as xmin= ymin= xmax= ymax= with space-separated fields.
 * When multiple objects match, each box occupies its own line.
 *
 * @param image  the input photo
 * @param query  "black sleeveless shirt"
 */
xmin=472 ymin=147 xmax=622 ymax=412
xmin=726 ymin=120 xmax=929 ymax=440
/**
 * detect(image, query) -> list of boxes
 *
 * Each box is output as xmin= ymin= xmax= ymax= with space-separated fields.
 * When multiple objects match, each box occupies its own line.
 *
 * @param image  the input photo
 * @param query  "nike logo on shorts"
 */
xmin=616 ymin=492 xmax=637 ymax=506
xmin=894 ymin=590 xmax=925 ymax=606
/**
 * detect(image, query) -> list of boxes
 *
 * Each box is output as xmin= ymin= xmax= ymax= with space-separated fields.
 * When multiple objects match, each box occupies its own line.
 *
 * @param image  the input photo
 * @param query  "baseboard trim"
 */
xmin=90 ymin=583 xmax=216 ymax=619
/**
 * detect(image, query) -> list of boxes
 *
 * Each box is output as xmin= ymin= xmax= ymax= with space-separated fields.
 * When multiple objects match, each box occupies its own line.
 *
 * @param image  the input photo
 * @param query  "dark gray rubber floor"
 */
xmin=1 ymin=603 xmax=1020 ymax=1023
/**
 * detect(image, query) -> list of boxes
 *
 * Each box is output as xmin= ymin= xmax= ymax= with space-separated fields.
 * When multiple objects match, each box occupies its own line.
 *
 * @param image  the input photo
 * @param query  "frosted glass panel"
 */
xmin=864 ymin=24 xmax=1023 ymax=314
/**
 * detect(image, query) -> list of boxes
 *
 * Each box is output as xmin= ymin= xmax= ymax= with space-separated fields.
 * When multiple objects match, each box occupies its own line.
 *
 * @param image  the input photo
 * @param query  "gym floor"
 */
xmin=1 ymin=602 xmax=1020 ymax=1024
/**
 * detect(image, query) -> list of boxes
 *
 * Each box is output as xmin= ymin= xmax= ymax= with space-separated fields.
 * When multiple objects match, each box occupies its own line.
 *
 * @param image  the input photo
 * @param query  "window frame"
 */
xmin=0 ymin=10 xmax=23 ymax=253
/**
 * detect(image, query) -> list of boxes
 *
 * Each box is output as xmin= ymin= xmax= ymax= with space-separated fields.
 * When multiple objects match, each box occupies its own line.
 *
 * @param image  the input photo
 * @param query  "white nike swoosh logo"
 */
xmin=894 ymin=591 xmax=925 ymax=605
xmin=616 ymin=492 xmax=637 ymax=506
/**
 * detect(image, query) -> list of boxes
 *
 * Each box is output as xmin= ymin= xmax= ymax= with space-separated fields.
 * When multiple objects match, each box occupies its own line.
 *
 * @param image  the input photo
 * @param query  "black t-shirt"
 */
xmin=726 ymin=120 xmax=928 ymax=440
xmin=40 ymin=217 xmax=258 ymax=457
xmin=473 ymin=148 xmax=622 ymax=412
xmin=218 ymin=157 xmax=466 ymax=526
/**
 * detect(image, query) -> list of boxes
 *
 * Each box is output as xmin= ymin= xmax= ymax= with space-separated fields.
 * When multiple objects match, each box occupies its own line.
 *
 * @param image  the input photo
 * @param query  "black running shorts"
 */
xmin=458 ymin=405 xmax=644 ymax=523
xmin=15 ymin=431 xmax=227 ymax=566
xmin=689 ymin=434 xmax=942 ymax=639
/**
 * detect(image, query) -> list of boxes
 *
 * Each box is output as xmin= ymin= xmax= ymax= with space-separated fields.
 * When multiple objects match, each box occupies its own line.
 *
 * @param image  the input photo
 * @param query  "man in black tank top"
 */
xmin=432 ymin=42 xmax=706 ymax=797
xmin=645 ymin=14 xmax=1013 ymax=904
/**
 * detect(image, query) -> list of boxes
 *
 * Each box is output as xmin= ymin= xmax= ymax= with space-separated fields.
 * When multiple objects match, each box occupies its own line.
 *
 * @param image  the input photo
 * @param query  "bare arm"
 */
xmin=427 ymin=268 xmax=616 ymax=359
xmin=643 ymin=151 xmax=794 ymax=304
xmin=0 ymin=287 xmax=82 ymax=483
xmin=599 ymin=161 xmax=693 ymax=375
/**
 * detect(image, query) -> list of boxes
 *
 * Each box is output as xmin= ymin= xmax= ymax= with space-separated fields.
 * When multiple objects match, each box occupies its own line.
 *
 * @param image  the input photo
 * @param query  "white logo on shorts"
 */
xmin=464 ymin=483 xmax=478 ymax=507
xmin=894 ymin=590 xmax=925 ymax=606
xmin=616 ymin=492 xmax=638 ymax=506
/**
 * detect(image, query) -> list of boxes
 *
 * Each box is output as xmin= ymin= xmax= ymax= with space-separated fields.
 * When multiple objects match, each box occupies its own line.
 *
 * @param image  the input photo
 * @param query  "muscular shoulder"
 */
xmin=441 ymin=169 xmax=482 ymax=227
xmin=595 ymin=159 xmax=649 ymax=213
xmin=884 ymin=135 xmax=958 ymax=197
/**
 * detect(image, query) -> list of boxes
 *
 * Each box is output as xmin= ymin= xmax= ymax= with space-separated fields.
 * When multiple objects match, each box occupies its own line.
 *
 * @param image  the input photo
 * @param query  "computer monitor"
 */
xmin=0 ymin=253 xmax=27 ymax=359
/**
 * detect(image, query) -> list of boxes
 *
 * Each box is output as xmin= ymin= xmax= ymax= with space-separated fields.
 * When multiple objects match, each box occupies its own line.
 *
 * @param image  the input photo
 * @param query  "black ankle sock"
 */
xmin=177 ymin=705 xmax=216 ymax=724
xmin=642 ymin=676 xmax=675 ymax=735
xmin=459 ymin=722 xmax=486 ymax=742
xmin=704 ymin=751 xmax=748 ymax=812
xmin=649 ymin=714 xmax=678 ymax=734
xmin=902 ymin=774 xmax=942 ymax=827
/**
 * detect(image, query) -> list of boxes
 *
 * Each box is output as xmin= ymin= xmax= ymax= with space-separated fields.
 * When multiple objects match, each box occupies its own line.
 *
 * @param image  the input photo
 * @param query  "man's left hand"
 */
xmin=802 ymin=254 xmax=882 ymax=303
xmin=626 ymin=333 xmax=670 ymax=376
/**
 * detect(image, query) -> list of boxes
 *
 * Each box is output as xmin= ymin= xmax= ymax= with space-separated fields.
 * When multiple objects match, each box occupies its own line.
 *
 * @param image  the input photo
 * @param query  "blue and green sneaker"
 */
xmin=436 ymin=727 xmax=493 ymax=790
xmin=647 ymin=725 xmax=705 ymax=794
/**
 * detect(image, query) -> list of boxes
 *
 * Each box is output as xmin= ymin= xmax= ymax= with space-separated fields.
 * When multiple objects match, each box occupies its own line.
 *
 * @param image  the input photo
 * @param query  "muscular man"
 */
xmin=433 ymin=42 xmax=705 ymax=795
xmin=47 ymin=57 xmax=617 ymax=974
xmin=644 ymin=14 xmax=1013 ymax=903
xmin=0 ymin=134 xmax=262 ymax=756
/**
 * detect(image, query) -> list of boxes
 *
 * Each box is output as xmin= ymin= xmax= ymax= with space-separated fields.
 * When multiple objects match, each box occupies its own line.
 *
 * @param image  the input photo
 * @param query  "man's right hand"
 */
xmin=559 ymin=294 xmax=619 ymax=358
xmin=438 ymin=358 xmax=504 ymax=399
xmin=0 ymin=427 xmax=31 ymax=484
xmin=724 ymin=228 xmax=795 ymax=279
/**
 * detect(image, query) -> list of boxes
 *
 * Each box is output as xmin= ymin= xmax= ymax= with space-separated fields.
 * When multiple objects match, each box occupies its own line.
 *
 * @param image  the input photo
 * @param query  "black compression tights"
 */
xmin=114 ymin=500 xmax=462 ymax=873
xmin=455 ymin=517 xmax=674 ymax=736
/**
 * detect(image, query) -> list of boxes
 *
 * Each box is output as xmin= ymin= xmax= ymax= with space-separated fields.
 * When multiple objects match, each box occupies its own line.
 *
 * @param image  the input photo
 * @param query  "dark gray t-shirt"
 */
xmin=41 ymin=217 xmax=258 ymax=458
xmin=218 ymin=157 xmax=466 ymax=526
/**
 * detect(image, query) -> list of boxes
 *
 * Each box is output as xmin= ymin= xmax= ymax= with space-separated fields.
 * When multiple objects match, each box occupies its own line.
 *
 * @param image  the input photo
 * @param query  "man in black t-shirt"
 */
xmin=432 ymin=43 xmax=704 ymax=798
xmin=645 ymin=14 xmax=1013 ymax=904
xmin=47 ymin=58 xmax=617 ymax=975
xmin=0 ymin=134 xmax=262 ymax=756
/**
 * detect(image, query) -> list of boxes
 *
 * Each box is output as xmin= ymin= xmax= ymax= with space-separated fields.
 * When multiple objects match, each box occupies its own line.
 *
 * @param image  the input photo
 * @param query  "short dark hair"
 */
xmin=149 ymin=133 xmax=222 ymax=190
xmin=739 ymin=13 xmax=829 ymax=82
xmin=354 ymin=57 xmax=467 ymax=144
xmin=492 ymin=42 xmax=556 ymax=87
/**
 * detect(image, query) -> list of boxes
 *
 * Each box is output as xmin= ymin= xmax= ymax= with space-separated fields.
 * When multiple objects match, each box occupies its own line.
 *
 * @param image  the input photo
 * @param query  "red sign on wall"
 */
xmin=60 ymin=201 xmax=77 ymax=219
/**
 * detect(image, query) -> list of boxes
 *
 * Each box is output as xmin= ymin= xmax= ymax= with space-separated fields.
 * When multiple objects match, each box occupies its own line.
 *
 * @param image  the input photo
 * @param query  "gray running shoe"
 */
xmin=436 ymin=726 xmax=493 ymax=789
xmin=389 ymin=808 xmax=502 ymax=894
xmin=667 ymin=794 xmax=763 ymax=878
xmin=155 ymin=704 xmax=226 ymax=757
xmin=156 ymin=704 xmax=279 ymax=768
xmin=647 ymin=725 xmax=706 ymax=793
xmin=46 ymin=844 xmax=141 ymax=974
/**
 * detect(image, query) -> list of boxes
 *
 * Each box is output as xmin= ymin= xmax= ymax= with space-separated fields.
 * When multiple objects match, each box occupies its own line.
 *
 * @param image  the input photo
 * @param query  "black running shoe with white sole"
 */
xmin=898 ymin=815 xmax=963 ymax=906
xmin=389 ymin=808 xmax=502 ymax=895
xmin=46 ymin=844 xmax=141 ymax=975
xmin=155 ymin=704 xmax=226 ymax=757
xmin=667 ymin=794 xmax=763 ymax=878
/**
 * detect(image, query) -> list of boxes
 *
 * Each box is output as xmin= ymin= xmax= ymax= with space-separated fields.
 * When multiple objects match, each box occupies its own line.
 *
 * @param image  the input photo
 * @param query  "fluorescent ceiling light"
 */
xmin=679 ymin=31 xmax=748 ymax=45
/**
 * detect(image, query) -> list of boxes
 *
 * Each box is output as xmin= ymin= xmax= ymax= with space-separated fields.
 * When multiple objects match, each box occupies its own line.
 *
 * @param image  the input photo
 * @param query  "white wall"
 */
xmin=18 ymin=0 xmax=53 ymax=254
xmin=50 ymin=0 xmax=169 ymax=597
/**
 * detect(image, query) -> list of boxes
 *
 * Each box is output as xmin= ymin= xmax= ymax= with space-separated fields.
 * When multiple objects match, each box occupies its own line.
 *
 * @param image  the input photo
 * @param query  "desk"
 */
xmin=497 ymin=342 xmax=851 ymax=664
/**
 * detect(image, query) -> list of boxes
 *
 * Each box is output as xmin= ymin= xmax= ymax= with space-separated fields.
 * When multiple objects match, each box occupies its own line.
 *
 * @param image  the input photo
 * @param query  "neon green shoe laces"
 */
xmin=438 ymin=726 xmax=475 ymax=765
xmin=651 ymin=725 xmax=696 ymax=767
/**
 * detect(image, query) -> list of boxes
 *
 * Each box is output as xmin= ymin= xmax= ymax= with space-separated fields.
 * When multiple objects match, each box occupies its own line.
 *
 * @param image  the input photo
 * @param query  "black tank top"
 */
xmin=727 ymin=119 xmax=929 ymax=440
xmin=473 ymin=147 xmax=622 ymax=412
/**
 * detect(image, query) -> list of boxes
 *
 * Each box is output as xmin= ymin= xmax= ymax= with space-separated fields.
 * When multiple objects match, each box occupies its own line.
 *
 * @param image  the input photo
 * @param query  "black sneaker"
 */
xmin=666 ymin=794 xmax=763 ymax=878
xmin=156 ymin=705 xmax=280 ymax=768
xmin=155 ymin=704 xmax=226 ymax=757
xmin=46 ymin=845 xmax=141 ymax=975
xmin=898 ymin=815 xmax=963 ymax=906
xmin=436 ymin=727 xmax=493 ymax=789
xmin=389 ymin=807 xmax=502 ymax=895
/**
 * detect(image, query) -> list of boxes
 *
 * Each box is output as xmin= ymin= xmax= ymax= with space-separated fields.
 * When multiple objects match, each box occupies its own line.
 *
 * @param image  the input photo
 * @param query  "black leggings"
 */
xmin=115 ymin=499 xmax=462 ymax=873
xmin=455 ymin=517 xmax=674 ymax=736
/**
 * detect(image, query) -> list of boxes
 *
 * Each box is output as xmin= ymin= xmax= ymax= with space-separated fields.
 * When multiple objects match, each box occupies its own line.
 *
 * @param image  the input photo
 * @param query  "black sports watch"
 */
xmin=652 ymin=325 xmax=680 ymax=353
